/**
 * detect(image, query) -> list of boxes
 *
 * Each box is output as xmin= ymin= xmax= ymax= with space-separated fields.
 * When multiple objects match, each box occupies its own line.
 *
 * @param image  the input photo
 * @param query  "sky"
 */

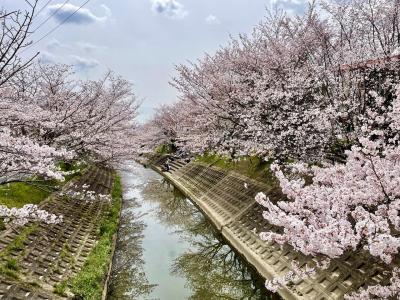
xmin=4 ymin=0 xmax=307 ymax=122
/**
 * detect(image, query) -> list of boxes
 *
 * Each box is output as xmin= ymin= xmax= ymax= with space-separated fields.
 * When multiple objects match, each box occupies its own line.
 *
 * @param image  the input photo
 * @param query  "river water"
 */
xmin=108 ymin=162 xmax=276 ymax=300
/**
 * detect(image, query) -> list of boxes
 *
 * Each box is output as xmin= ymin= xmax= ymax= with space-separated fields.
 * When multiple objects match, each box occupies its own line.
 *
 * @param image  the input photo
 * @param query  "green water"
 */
xmin=108 ymin=162 xmax=277 ymax=300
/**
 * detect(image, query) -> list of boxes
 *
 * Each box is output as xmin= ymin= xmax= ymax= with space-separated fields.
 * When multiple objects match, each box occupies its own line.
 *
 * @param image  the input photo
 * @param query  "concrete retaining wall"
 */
xmin=148 ymin=156 xmax=388 ymax=300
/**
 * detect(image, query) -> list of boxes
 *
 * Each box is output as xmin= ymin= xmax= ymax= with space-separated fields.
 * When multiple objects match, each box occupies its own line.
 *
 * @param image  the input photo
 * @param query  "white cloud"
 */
xmin=101 ymin=4 xmax=112 ymax=18
xmin=46 ymin=38 xmax=62 ymax=51
xmin=269 ymin=0 xmax=307 ymax=15
xmin=70 ymin=55 xmax=100 ymax=71
xmin=76 ymin=42 xmax=107 ymax=53
xmin=45 ymin=38 xmax=74 ymax=52
xmin=150 ymin=0 xmax=188 ymax=19
xmin=39 ymin=51 xmax=56 ymax=64
xmin=48 ymin=3 xmax=110 ymax=24
xmin=205 ymin=14 xmax=220 ymax=25
xmin=45 ymin=39 xmax=106 ymax=54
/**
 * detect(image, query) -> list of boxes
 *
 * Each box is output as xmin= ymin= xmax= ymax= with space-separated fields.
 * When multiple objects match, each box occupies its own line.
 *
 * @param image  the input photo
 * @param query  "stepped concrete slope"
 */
xmin=146 ymin=154 xmax=389 ymax=300
xmin=0 ymin=166 xmax=114 ymax=300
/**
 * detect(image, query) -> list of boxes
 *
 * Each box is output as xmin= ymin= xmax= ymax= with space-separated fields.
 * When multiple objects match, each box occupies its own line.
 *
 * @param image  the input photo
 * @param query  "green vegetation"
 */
xmin=0 ymin=225 xmax=37 ymax=279
xmin=0 ymin=264 xmax=19 ymax=279
xmin=5 ymin=225 xmax=37 ymax=254
xmin=329 ymin=138 xmax=352 ymax=161
xmin=54 ymin=281 xmax=68 ymax=297
xmin=0 ymin=162 xmax=85 ymax=278
xmin=155 ymin=143 xmax=176 ymax=154
xmin=5 ymin=258 xmax=19 ymax=271
xmin=60 ymin=243 xmax=75 ymax=264
xmin=0 ymin=182 xmax=53 ymax=208
xmin=0 ymin=161 xmax=85 ymax=213
xmin=58 ymin=161 xmax=87 ymax=182
xmin=66 ymin=174 xmax=122 ymax=299
xmin=0 ymin=220 xmax=5 ymax=231
xmin=196 ymin=153 xmax=276 ymax=184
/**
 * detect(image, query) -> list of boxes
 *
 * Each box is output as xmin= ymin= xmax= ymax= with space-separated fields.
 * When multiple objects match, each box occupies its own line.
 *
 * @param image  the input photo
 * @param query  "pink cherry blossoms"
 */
xmin=345 ymin=268 xmax=400 ymax=300
xmin=0 ymin=2 xmax=139 ymax=226
xmin=139 ymin=0 xmax=400 ymax=298
xmin=0 ymin=204 xmax=63 ymax=226
xmin=0 ymin=128 xmax=73 ymax=183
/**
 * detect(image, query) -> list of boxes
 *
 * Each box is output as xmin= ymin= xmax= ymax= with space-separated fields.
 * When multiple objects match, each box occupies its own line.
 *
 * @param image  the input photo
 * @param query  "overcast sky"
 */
xmin=4 ymin=0 xmax=307 ymax=122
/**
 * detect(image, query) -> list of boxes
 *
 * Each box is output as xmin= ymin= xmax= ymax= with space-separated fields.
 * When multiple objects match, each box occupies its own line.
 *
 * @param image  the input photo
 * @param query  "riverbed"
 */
xmin=108 ymin=162 xmax=274 ymax=300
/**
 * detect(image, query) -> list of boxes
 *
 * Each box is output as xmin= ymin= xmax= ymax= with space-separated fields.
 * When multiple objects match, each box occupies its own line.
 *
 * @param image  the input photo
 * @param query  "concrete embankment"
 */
xmin=147 ymin=155 xmax=387 ymax=300
xmin=0 ymin=166 xmax=117 ymax=300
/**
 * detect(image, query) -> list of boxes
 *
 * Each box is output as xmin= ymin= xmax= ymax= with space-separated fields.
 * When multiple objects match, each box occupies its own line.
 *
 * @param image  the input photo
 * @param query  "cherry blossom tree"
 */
xmin=6 ymin=64 xmax=140 ymax=167
xmin=256 ymin=82 xmax=400 ymax=298
xmin=0 ymin=2 xmax=139 ymax=226
xmin=162 ymin=4 xmax=339 ymax=160
xmin=0 ymin=1 xmax=73 ymax=185
xmin=0 ymin=2 xmax=73 ymax=226
xmin=252 ymin=1 xmax=400 ymax=298
xmin=141 ymin=0 xmax=400 ymax=298
xmin=148 ymin=0 xmax=400 ymax=160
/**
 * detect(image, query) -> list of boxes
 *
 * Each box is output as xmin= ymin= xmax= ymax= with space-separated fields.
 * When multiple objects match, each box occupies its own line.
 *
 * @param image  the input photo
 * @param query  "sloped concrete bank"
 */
xmin=0 ymin=166 xmax=119 ymax=300
xmin=147 ymin=155 xmax=389 ymax=300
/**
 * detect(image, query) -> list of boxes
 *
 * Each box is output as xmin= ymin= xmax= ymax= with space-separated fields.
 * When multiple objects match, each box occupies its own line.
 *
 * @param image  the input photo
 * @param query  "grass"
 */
xmin=196 ymin=153 xmax=277 ymax=184
xmin=5 ymin=225 xmax=37 ymax=253
xmin=66 ymin=174 xmax=122 ymax=299
xmin=60 ymin=243 xmax=75 ymax=264
xmin=58 ymin=161 xmax=87 ymax=182
xmin=0 ymin=225 xmax=37 ymax=279
xmin=5 ymin=258 xmax=19 ymax=271
xmin=0 ymin=161 xmax=84 ymax=278
xmin=0 ymin=161 xmax=85 ymax=209
xmin=54 ymin=281 xmax=68 ymax=297
xmin=0 ymin=182 xmax=53 ymax=208
xmin=0 ymin=264 xmax=19 ymax=279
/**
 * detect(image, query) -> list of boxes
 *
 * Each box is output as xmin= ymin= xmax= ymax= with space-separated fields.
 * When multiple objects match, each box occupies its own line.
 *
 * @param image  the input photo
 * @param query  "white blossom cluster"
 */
xmin=265 ymin=261 xmax=318 ymax=293
xmin=346 ymin=268 xmax=400 ymax=300
xmin=60 ymin=184 xmax=111 ymax=202
xmin=256 ymin=85 xmax=400 ymax=297
xmin=0 ymin=204 xmax=62 ymax=226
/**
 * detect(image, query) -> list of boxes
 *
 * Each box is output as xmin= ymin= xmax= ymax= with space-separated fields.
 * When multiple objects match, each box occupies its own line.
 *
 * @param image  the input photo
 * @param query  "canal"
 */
xmin=107 ymin=162 xmax=275 ymax=300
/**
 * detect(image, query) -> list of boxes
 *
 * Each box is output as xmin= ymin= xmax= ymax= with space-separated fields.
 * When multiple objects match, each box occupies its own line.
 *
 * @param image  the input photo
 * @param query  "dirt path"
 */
xmin=0 ymin=166 xmax=114 ymax=300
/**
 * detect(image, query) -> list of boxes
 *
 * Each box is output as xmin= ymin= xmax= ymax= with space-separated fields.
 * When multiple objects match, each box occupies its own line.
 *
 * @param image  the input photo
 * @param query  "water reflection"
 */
xmin=108 ymin=163 xmax=278 ymax=300
xmin=107 ymin=182 xmax=157 ymax=299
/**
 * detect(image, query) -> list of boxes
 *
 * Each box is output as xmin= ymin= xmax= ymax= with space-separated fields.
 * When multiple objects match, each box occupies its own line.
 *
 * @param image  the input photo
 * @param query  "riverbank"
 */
xmin=108 ymin=162 xmax=273 ymax=300
xmin=147 ymin=155 xmax=387 ymax=300
xmin=0 ymin=166 xmax=119 ymax=299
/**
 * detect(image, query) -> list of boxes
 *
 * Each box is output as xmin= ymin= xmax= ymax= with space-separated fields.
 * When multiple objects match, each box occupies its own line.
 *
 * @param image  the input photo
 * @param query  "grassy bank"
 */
xmin=0 ymin=162 xmax=85 ymax=232
xmin=0 ymin=163 xmax=86 ymax=278
xmin=0 ymin=162 xmax=84 ymax=209
xmin=0 ymin=183 xmax=53 ymax=209
xmin=65 ymin=174 xmax=122 ymax=299
xmin=195 ymin=153 xmax=276 ymax=184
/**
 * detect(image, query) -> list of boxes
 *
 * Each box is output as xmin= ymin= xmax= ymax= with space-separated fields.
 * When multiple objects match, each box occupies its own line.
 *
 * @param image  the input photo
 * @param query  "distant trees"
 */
xmin=140 ymin=0 xmax=400 ymax=298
